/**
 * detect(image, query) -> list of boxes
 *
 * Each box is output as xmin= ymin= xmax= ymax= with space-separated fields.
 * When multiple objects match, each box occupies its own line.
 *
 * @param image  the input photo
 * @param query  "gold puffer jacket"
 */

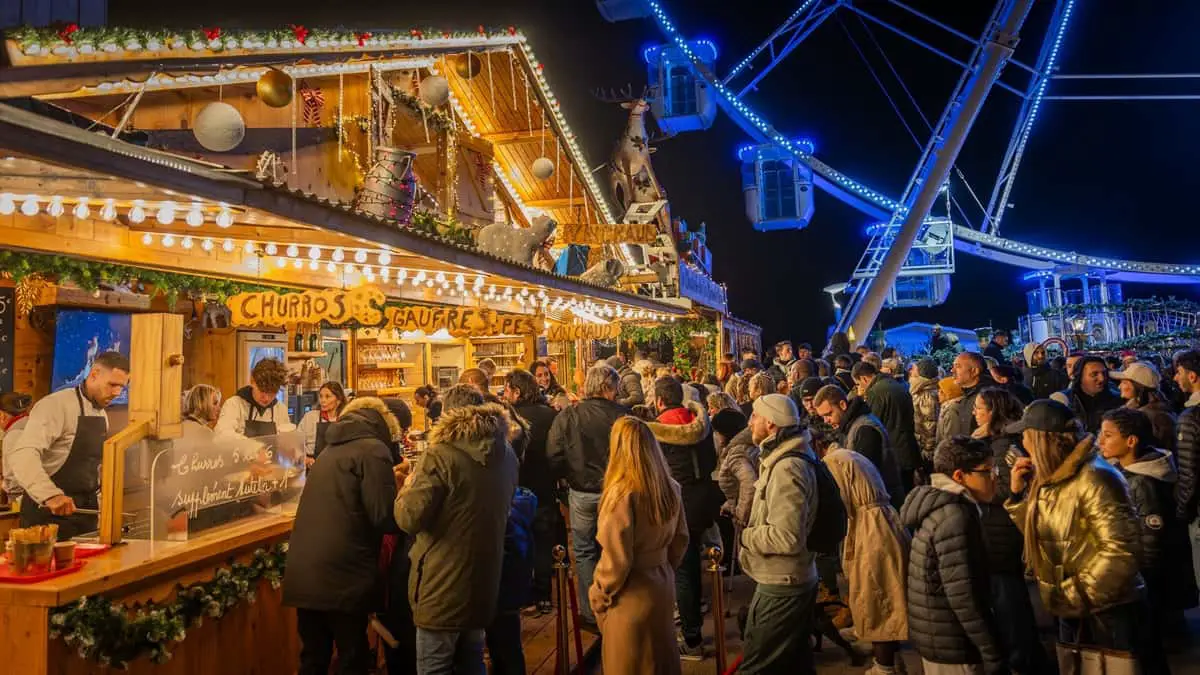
xmin=1006 ymin=437 xmax=1144 ymax=618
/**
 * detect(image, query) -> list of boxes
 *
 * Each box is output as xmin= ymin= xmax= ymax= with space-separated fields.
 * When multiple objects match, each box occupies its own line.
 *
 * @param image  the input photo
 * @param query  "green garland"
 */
xmin=392 ymin=88 xmax=456 ymax=133
xmin=0 ymin=249 xmax=281 ymax=308
xmin=409 ymin=209 xmax=474 ymax=246
xmin=622 ymin=318 xmax=716 ymax=373
xmin=1039 ymin=297 xmax=1200 ymax=319
xmin=1085 ymin=328 xmax=1200 ymax=354
xmin=48 ymin=543 xmax=287 ymax=669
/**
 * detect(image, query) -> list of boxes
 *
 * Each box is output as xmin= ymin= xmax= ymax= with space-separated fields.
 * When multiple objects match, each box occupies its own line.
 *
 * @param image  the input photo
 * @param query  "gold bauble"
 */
xmin=451 ymin=53 xmax=483 ymax=80
xmin=256 ymin=68 xmax=293 ymax=108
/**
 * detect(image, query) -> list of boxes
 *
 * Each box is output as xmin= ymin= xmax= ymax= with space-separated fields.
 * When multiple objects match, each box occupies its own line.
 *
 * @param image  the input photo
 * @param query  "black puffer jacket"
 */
xmin=1121 ymin=450 xmax=1199 ymax=614
xmin=1178 ymin=402 xmax=1200 ymax=522
xmin=901 ymin=484 xmax=1005 ymax=673
xmin=976 ymin=433 xmax=1025 ymax=576
xmin=546 ymin=397 xmax=629 ymax=493
xmin=513 ymin=399 xmax=558 ymax=502
xmin=283 ymin=398 xmax=401 ymax=613
xmin=865 ymin=375 xmax=921 ymax=472
xmin=646 ymin=401 xmax=719 ymax=533
xmin=1056 ymin=385 xmax=1123 ymax=434
xmin=616 ymin=365 xmax=645 ymax=407
xmin=1024 ymin=364 xmax=1069 ymax=401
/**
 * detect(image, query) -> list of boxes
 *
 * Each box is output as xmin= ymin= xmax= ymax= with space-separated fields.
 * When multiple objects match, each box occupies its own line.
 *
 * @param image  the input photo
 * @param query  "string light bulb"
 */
xmin=326 ymin=261 xmax=337 ymax=273
xmin=276 ymin=257 xmax=287 ymax=268
xmin=396 ymin=269 xmax=408 ymax=284
xmin=156 ymin=201 xmax=177 ymax=224
xmin=141 ymin=232 xmax=153 ymax=245
xmin=354 ymin=250 xmax=367 ymax=264
xmin=186 ymin=204 xmax=204 ymax=226
xmin=215 ymin=207 xmax=234 ymax=228
xmin=265 ymin=243 xmax=278 ymax=256
xmin=201 ymin=238 xmax=214 ymax=251
xmin=0 ymin=193 xmax=13 ymax=215
xmin=243 ymin=241 xmax=255 ymax=254
xmin=308 ymin=246 xmax=321 ymax=260
xmin=73 ymin=197 xmax=90 ymax=219
xmin=20 ymin=195 xmax=38 ymax=216
xmin=309 ymin=259 xmax=319 ymax=270
xmin=222 ymin=238 xmax=235 ymax=253
xmin=46 ymin=196 xmax=64 ymax=217
xmin=128 ymin=200 xmax=146 ymax=223
xmin=161 ymin=234 xmax=176 ymax=247
xmin=180 ymin=236 xmax=194 ymax=250
xmin=378 ymin=251 xmax=392 ymax=266
xmin=99 ymin=199 xmax=117 ymax=221
xmin=293 ymin=258 xmax=303 ymax=269
xmin=332 ymin=248 xmax=345 ymax=262
xmin=286 ymin=244 xmax=299 ymax=258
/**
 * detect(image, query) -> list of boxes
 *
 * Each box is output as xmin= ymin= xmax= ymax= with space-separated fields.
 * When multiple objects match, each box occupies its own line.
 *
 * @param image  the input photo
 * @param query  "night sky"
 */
xmin=111 ymin=0 xmax=1200 ymax=347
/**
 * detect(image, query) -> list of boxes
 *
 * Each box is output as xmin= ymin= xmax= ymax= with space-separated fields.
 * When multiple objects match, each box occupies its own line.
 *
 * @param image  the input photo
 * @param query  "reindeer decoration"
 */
xmin=593 ymin=84 xmax=672 ymax=233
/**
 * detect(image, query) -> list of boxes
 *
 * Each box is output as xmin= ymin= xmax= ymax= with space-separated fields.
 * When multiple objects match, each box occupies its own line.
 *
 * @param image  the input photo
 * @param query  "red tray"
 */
xmin=0 ymin=559 xmax=88 ymax=584
xmin=74 ymin=543 xmax=111 ymax=559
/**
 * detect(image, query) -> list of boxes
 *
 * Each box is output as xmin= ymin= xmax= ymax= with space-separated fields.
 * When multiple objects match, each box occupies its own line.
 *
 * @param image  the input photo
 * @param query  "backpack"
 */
xmin=497 ymin=487 xmax=537 ymax=612
xmin=766 ymin=449 xmax=848 ymax=556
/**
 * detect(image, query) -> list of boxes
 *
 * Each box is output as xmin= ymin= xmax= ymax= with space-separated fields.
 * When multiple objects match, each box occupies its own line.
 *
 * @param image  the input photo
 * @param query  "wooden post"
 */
xmin=129 ymin=313 xmax=184 ymax=439
xmin=98 ymin=417 xmax=150 ymax=545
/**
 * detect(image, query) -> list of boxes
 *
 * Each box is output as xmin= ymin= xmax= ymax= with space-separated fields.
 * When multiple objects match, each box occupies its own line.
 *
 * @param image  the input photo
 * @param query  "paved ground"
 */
xmin=590 ymin=574 xmax=1200 ymax=674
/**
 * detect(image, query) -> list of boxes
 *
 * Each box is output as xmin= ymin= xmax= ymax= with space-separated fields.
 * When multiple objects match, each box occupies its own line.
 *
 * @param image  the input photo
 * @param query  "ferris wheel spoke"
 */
xmin=730 ymin=2 xmax=840 ymax=99
xmin=722 ymin=0 xmax=826 ymax=87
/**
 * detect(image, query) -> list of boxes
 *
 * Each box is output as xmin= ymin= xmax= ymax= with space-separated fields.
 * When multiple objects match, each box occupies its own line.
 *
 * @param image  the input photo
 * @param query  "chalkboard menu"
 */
xmin=0 ymin=287 xmax=13 ymax=393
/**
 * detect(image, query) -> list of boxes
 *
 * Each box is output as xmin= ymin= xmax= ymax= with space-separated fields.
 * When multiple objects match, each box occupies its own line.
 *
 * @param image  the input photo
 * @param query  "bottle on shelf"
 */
xmin=293 ymin=326 xmax=305 ymax=352
xmin=308 ymin=326 xmax=320 ymax=352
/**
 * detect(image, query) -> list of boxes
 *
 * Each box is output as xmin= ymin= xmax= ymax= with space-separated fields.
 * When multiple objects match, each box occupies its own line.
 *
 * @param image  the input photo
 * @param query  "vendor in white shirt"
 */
xmin=7 ymin=351 xmax=130 ymax=539
xmin=297 ymin=381 xmax=347 ymax=464
xmin=215 ymin=358 xmax=296 ymax=439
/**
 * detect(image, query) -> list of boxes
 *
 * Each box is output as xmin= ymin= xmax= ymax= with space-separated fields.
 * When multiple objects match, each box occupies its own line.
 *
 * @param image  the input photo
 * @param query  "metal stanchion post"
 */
xmin=553 ymin=545 xmax=570 ymax=675
xmin=725 ymin=520 xmax=742 ymax=595
xmin=707 ymin=545 xmax=727 ymax=675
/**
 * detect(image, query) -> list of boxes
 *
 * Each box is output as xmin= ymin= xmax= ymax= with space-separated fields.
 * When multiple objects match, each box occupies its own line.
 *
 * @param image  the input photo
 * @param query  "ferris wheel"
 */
xmin=597 ymin=0 xmax=1200 ymax=340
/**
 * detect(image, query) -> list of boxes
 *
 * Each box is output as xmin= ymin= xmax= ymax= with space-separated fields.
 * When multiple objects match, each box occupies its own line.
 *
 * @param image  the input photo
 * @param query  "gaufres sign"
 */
xmin=226 ymin=285 xmax=543 ymax=336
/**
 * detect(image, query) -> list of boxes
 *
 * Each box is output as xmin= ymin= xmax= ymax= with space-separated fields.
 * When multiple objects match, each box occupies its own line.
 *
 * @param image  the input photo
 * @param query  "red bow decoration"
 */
xmin=203 ymin=27 xmax=221 ymax=41
xmin=410 ymin=29 xmax=423 ymax=39
xmin=356 ymin=32 xmax=372 ymax=46
xmin=507 ymin=26 xmax=517 ymax=36
xmin=442 ymin=31 xmax=451 ymax=39
xmin=536 ymin=63 xmax=544 ymax=72
xmin=57 ymin=23 xmax=80 ymax=44
xmin=477 ymin=25 xmax=486 ymax=35
xmin=290 ymin=24 xmax=309 ymax=45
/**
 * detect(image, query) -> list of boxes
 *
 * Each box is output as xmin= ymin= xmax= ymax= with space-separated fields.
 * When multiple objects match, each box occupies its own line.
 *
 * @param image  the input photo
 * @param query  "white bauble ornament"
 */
xmin=531 ymin=157 xmax=555 ymax=181
xmin=192 ymin=102 xmax=246 ymax=152
xmin=419 ymin=76 xmax=450 ymax=107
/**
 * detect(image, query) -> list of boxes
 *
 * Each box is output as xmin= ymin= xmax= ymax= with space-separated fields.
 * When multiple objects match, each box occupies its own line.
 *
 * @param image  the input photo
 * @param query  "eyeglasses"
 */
xmin=966 ymin=465 xmax=1000 ymax=477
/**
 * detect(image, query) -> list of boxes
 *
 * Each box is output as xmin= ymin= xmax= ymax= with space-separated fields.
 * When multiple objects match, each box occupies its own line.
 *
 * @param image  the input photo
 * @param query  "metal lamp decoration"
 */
xmin=451 ymin=53 xmax=483 ymax=79
xmin=256 ymin=68 xmax=294 ymax=108
xmin=418 ymin=75 xmax=450 ymax=107
xmin=531 ymin=157 xmax=555 ymax=181
xmin=192 ymin=102 xmax=246 ymax=152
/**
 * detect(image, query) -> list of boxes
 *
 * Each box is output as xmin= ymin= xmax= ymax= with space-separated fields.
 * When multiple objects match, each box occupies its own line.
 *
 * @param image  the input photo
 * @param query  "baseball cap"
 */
xmin=1109 ymin=361 xmax=1160 ymax=390
xmin=740 ymin=358 xmax=763 ymax=371
xmin=1003 ymin=399 xmax=1078 ymax=435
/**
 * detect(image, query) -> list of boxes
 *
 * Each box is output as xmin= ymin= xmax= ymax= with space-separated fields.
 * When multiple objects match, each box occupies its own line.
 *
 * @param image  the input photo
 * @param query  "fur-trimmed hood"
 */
xmin=326 ymin=396 xmax=402 ymax=447
xmin=428 ymin=402 xmax=512 ymax=465
xmin=646 ymin=400 xmax=711 ymax=446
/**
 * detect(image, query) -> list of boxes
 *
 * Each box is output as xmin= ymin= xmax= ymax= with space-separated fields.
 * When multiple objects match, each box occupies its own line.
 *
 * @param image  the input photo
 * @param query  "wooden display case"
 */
xmin=469 ymin=335 xmax=536 ymax=390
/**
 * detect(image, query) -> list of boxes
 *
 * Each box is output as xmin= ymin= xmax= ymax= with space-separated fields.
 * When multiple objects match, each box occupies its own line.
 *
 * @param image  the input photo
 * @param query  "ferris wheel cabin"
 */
xmin=642 ymin=40 xmax=719 ymax=135
xmin=738 ymin=140 xmax=816 ymax=231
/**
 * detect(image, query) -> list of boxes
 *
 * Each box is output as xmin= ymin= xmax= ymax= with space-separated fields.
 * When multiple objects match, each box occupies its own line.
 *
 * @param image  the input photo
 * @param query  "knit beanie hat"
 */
xmin=938 ymin=377 xmax=964 ymax=402
xmin=1023 ymin=343 xmax=1038 ymax=365
xmin=711 ymin=408 xmax=748 ymax=439
xmin=916 ymin=358 xmax=939 ymax=380
xmin=752 ymin=393 xmax=800 ymax=428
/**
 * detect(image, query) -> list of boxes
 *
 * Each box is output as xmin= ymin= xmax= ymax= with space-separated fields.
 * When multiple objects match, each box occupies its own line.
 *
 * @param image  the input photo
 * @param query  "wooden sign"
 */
xmin=547 ymin=322 xmax=621 ymax=341
xmin=559 ymin=223 xmax=659 ymax=246
xmin=384 ymin=306 xmax=544 ymax=337
xmin=227 ymin=286 xmax=386 ymax=328
xmin=0 ymin=287 xmax=12 ymax=393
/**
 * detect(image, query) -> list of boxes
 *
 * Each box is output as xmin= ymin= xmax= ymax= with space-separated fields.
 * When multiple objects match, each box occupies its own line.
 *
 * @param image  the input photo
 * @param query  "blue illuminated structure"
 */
xmin=634 ymin=0 xmax=1200 ymax=287
xmin=738 ymin=139 xmax=815 ymax=231
xmin=643 ymin=40 xmax=719 ymax=135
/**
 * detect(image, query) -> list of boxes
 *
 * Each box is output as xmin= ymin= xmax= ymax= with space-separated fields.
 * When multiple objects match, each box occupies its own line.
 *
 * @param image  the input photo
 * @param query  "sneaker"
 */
xmin=536 ymin=600 xmax=553 ymax=616
xmin=678 ymin=640 xmax=704 ymax=661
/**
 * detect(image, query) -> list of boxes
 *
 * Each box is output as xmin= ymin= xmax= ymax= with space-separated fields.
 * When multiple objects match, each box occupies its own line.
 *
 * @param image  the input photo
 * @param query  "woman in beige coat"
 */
xmin=589 ymin=416 xmax=690 ymax=675
xmin=823 ymin=445 xmax=911 ymax=674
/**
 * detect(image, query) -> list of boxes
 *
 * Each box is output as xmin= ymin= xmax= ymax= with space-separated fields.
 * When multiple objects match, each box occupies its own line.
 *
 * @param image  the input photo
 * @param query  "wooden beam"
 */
xmin=524 ymin=197 xmax=581 ymax=209
xmin=482 ymin=129 xmax=544 ymax=147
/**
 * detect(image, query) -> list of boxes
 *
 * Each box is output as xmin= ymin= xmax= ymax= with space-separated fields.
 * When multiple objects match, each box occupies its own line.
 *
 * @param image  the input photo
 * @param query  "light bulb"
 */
xmin=100 ymin=199 xmax=117 ymax=221
xmin=129 ymin=201 xmax=146 ymax=223
xmin=276 ymin=257 xmax=286 ymax=268
xmin=425 ymin=279 xmax=434 ymax=288
xmin=354 ymin=250 xmax=367 ymax=264
xmin=265 ymin=243 xmax=277 ymax=256
xmin=73 ymin=198 xmax=90 ymax=219
xmin=286 ymin=244 xmax=299 ymax=258
xmin=396 ymin=269 xmax=408 ymax=283
xmin=162 ymin=234 xmax=176 ymax=247
xmin=141 ymin=233 xmax=153 ymax=245
xmin=473 ymin=275 xmax=484 ymax=289
xmin=293 ymin=258 xmax=303 ymax=269
xmin=156 ymin=201 xmax=177 ymax=224
xmin=380 ymin=268 xmax=390 ymax=281
xmin=378 ymin=251 xmax=391 ymax=266
xmin=186 ymin=205 xmax=204 ymax=226
xmin=455 ymin=273 xmax=465 ymax=287
xmin=435 ymin=272 xmax=446 ymax=284
xmin=47 ymin=196 xmax=65 ymax=217
xmin=243 ymin=241 xmax=255 ymax=254
xmin=181 ymin=236 xmax=194 ymax=250
xmin=326 ymin=262 xmax=337 ymax=273
xmin=215 ymin=208 xmax=233 ymax=228
xmin=488 ymin=285 xmax=496 ymax=295
xmin=332 ymin=248 xmax=345 ymax=262
xmin=308 ymin=246 xmax=321 ymax=260
xmin=435 ymin=288 xmax=443 ymax=296
xmin=201 ymin=238 xmax=214 ymax=251
xmin=222 ymin=238 xmax=235 ymax=253
xmin=363 ymin=265 xmax=374 ymax=277
xmin=19 ymin=195 xmax=38 ymax=216
xmin=309 ymin=260 xmax=319 ymax=270
xmin=344 ymin=263 xmax=356 ymax=274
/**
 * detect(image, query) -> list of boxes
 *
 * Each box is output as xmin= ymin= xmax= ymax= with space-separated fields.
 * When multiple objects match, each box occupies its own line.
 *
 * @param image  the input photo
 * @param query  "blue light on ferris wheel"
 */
xmin=643 ymin=38 xmax=719 ymax=134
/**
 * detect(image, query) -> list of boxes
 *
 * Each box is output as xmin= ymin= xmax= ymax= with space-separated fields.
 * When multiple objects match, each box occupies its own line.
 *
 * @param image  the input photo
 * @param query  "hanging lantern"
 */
xmin=192 ymin=101 xmax=246 ymax=152
xmin=451 ymin=53 xmax=483 ymax=79
xmin=256 ymin=68 xmax=293 ymax=108
xmin=418 ymin=75 xmax=450 ymax=107
xmin=531 ymin=157 xmax=555 ymax=181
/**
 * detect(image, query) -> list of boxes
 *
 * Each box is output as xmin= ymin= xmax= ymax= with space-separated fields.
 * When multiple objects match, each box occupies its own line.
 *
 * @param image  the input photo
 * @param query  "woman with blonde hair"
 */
xmin=741 ymin=372 xmax=775 ymax=419
xmin=1007 ymin=400 xmax=1164 ymax=673
xmin=724 ymin=373 xmax=746 ymax=405
xmin=590 ymin=416 xmax=689 ymax=674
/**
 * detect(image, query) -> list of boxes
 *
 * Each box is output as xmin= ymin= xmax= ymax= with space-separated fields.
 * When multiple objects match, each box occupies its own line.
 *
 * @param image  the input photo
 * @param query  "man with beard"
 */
xmin=940 ymin=352 xmax=997 ymax=443
xmin=1173 ymin=350 xmax=1200 ymax=588
xmin=1051 ymin=355 xmax=1122 ymax=433
xmin=768 ymin=341 xmax=798 ymax=384
xmin=813 ymin=385 xmax=904 ymax=510
xmin=1021 ymin=343 xmax=1068 ymax=399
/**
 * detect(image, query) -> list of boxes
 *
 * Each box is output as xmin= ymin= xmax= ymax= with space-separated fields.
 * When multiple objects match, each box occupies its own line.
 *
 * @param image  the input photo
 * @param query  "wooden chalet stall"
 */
xmin=0 ymin=24 xmax=688 ymax=675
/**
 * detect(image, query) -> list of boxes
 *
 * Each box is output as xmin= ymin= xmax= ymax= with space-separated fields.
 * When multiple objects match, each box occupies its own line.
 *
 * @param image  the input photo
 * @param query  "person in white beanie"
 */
xmin=1111 ymin=361 xmax=1177 ymax=451
xmin=739 ymin=393 xmax=821 ymax=674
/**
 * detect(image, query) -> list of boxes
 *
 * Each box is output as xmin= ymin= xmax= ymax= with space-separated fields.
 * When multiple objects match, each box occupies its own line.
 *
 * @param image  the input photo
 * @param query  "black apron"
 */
xmin=312 ymin=415 xmax=331 ymax=459
xmin=19 ymin=388 xmax=107 ymax=540
xmin=243 ymin=400 xmax=278 ymax=439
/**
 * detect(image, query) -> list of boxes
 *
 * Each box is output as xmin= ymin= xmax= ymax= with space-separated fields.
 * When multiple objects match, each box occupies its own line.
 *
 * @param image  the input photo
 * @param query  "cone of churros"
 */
xmin=7 ymin=525 xmax=58 ymax=574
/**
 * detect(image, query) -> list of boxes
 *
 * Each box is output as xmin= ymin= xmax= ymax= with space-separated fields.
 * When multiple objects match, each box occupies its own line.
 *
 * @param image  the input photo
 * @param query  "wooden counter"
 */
xmin=0 ymin=513 xmax=296 ymax=675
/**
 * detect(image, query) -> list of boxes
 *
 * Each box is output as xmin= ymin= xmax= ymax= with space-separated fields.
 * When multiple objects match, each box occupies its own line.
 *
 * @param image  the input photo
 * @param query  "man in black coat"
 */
xmin=546 ymin=364 xmax=629 ymax=628
xmin=813 ymin=384 xmax=905 ymax=508
xmin=283 ymin=396 xmax=406 ymax=675
xmin=901 ymin=436 xmax=1006 ymax=675
xmin=983 ymin=330 xmax=1010 ymax=364
xmin=853 ymin=360 xmax=920 ymax=495
xmin=1172 ymin=350 xmax=1200 ymax=578
xmin=1052 ymin=355 xmax=1122 ymax=433
xmin=1021 ymin=343 xmax=1068 ymax=400
xmin=503 ymin=368 xmax=561 ymax=615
